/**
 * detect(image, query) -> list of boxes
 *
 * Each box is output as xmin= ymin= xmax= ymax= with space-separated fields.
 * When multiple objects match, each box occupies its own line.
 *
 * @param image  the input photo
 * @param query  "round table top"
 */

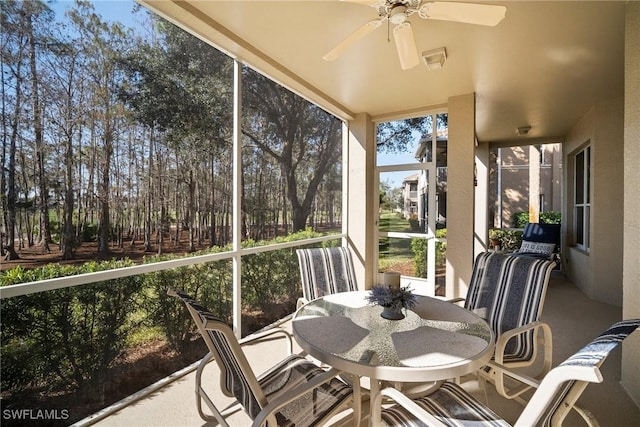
xmin=292 ymin=291 xmax=495 ymax=382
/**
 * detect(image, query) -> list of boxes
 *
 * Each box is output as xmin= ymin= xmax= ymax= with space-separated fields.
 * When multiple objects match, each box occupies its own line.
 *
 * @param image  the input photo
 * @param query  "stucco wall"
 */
xmin=622 ymin=0 xmax=640 ymax=406
xmin=563 ymin=97 xmax=624 ymax=306
xmin=593 ymin=98 xmax=624 ymax=305
xmin=446 ymin=93 xmax=476 ymax=299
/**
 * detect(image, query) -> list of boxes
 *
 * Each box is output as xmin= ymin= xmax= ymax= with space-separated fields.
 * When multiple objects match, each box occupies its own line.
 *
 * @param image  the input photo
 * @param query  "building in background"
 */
xmin=489 ymin=144 xmax=562 ymax=228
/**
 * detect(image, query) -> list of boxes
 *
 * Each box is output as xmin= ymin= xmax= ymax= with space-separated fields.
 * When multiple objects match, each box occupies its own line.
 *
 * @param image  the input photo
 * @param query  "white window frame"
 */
xmin=572 ymin=144 xmax=590 ymax=251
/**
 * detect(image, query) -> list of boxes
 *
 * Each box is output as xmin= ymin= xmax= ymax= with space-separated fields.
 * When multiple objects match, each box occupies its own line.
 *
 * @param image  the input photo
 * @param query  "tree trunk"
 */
xmin=98 ymin=125 xmax=113 ymax=256
xmin=28 ymin=15 xmax=51 ymax=253
xmin=188 ymin=169 xmax=195 ymax=252
xmin=3 ymin=32 xmax=26 ymax=260
xmin=144 ymin=128 xmax=153 ymax=252
xmin=61 ymin=128 xmax=75 ymax=260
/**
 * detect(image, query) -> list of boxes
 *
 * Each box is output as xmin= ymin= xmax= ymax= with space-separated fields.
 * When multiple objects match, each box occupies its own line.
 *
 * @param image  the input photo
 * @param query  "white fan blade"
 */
xmin=323 ymin=18 xmax=384 ymax=61
xmin=419 ymin=2 xmax=506 ymax=26
xmin=393 ymin=22 xmax=420 ymax=70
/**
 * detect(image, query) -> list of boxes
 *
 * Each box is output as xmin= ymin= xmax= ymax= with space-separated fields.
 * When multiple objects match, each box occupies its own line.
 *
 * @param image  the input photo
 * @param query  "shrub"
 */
xmin=408 ymin=214 xmax=421 ymax=232
xmin=1 ymin=260 xmax=143 ymax=402
xmin=411 ymin=228 xmax=446 ymax=277
xmin=512 ymin=211 xmax=561 ymax=227
xmin=540 ymin=211 xmax=561 ymax=224
xmin=0 ymin=228 xmax=334 ymax=405
xmin=512 ymin=212 xmax=530 ymax=228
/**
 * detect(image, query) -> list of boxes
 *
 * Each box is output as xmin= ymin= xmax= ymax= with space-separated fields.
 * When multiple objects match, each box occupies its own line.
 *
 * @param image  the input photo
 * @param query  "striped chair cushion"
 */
xmin=297 ymin=247 xmax=358 ymax=301
xmin=381 ymin=382 xmax=510 ymax=427
xmin=538 ymin=319 xmax=640 ymax=426
xmin=258 ymin=354 xmax=353 ymax=427
xmin=465 ymin=252 xmax=555 ymax=362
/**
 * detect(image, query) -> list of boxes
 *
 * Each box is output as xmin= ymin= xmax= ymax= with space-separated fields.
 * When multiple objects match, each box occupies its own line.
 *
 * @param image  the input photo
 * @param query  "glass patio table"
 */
xmin=292 ymin=290 xmax=495 ymax=425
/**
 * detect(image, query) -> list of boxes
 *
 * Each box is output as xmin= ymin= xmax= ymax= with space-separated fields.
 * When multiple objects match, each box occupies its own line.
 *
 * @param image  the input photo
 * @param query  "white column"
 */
xmin=346 ymin=114 xmax=376 ymax=289
xmin=529 ymin=145 xmax=540 ymax=222
xmin=622 ymin=1 xmax=640 ymax=403
xmin=232 ymin=60 xmax=242 ymax=338
xmin=446 ymin=93 xmax=476 ymax=299
xmin=475 ymin=141 xmax=490 ymax=255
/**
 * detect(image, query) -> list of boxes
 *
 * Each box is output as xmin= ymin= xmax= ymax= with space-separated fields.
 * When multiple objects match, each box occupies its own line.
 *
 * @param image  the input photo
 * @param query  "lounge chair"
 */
xmin=378 ymin=319 xmax=640 ymax=426
xmin=168 ymin=288 xmax=361 ymax=426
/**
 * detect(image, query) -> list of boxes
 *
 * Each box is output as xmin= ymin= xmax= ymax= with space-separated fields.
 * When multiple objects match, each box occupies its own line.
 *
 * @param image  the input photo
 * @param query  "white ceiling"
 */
xmin=138 ymin=1 xmax=626 ymax=144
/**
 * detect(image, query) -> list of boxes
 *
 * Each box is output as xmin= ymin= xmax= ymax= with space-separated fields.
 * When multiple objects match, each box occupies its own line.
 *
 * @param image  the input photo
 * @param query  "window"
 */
xmin=375 ymin=113 xmax=448 ymax=296
xmin=573 ymin=145 xmax=590 ymax=250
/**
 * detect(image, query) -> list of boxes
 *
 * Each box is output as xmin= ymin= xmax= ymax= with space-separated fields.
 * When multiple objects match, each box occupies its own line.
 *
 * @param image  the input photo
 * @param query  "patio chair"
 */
xmin=378 ymin=319 xmax=640 ymax=427
xmin=168 ymin=289 xmax=361 ymax=427
xmin=513 ymin=222 xmax=561 ymax=264
xmin=460 ymin=252 xmax=557 ymax=400
xmin=296 ymin=247 xmax=358 ymax=308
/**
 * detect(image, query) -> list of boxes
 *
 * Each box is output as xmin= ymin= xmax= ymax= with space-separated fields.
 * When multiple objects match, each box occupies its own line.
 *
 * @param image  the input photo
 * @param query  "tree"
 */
xmin=1 ymin=0 xmax=36 ymax=260
xmin=24 ymin=0 xmax=55 ymax=252
xmin=119 ymin=18 xmax=233 ymax=249
xmin=45 ymin=27 xmax=86 ymax=259
xmin=242 ymin=70 xmax=342 ymax=232
xmin=68 ymin=1 xmax=130 ymax=256
xmin=376 ymin=114 xmax=448 ymax=153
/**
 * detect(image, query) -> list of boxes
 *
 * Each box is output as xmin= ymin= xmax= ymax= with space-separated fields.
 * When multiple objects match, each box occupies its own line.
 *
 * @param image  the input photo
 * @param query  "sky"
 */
xmin=47 ymin=0 xmax=422 ymax=188
xmin=49 ymin=0 xmax=140 ymax=29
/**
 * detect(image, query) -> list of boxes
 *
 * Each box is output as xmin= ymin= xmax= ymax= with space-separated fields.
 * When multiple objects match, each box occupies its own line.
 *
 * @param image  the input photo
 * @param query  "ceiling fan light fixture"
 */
xmin=393 ymin=22 xmax=420 ymax=70
xmin=389 ymin=4 xmax=408 ymax=25
xmin=422 ymin=47 xmax=447 ymax=70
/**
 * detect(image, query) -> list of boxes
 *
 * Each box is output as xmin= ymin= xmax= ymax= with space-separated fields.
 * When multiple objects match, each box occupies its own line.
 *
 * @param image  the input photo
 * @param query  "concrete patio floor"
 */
xmin=82 ymin=272 xmax=640 ymax=426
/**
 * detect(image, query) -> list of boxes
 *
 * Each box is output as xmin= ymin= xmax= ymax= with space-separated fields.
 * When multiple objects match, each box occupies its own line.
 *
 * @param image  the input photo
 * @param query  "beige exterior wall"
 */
xmin=622 ymin=1 xmax=640 ymax=406
xmin=563 ymin=97 xmax=623 ymax=306
xmin=445 ymin=93 xmax=476 ymax=299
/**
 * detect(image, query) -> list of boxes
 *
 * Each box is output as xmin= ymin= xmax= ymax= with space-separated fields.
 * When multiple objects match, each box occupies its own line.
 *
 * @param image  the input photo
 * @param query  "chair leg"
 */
xmin=195 ymin=352 xmax=230 ymax=426
xmin=197 ymin=385 xmax=229 ymax=426
xmin=477 ymin=374 xmax=489 ymax=404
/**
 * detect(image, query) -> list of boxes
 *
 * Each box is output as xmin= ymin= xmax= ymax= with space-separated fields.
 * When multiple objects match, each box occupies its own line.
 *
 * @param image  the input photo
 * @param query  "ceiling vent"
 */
xmin=422 ymin=47 xmax=447 ymax=70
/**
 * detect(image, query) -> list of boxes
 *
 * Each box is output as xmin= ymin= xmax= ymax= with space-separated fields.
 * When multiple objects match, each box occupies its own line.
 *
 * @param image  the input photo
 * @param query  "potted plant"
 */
xmin=366 ymin=285 xmax=418 ymax=320
xmin=489 ymin=229 xmax=503 ymax=250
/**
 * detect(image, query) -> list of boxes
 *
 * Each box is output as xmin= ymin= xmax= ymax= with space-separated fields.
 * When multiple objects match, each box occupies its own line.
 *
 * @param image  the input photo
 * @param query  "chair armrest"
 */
xmin=494 ymin=320 xmax=552 ymax=369
xmin=491 ymin=321 xmax=552 ymax=399
xmin=251 ymin=367 xmax=348 ymax=427
xmin=238 ymin=327 xmax=294 ymax=356
xmin=514 ymin=364 xmax=603 ymax=427
xmin=485 ymin=360 xmax=541 ymax=389
xmin=373 ymin=387 xmax=449 ymax=427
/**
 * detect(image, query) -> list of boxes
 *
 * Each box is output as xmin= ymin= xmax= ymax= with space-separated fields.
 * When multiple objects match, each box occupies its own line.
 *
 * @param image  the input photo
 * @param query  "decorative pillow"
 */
xmin=519 ymin=240 xmax=555 ymax=255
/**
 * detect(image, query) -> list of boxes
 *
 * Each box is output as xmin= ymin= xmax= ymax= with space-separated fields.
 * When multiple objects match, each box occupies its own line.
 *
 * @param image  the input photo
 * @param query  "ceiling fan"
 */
xmin=323 ymin=1 xmax=507 ymax=70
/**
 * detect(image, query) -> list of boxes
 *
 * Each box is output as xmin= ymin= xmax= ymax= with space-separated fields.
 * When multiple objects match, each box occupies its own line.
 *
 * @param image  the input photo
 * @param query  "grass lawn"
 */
xmin=378 ymin=211 xmax=415 ymax=271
